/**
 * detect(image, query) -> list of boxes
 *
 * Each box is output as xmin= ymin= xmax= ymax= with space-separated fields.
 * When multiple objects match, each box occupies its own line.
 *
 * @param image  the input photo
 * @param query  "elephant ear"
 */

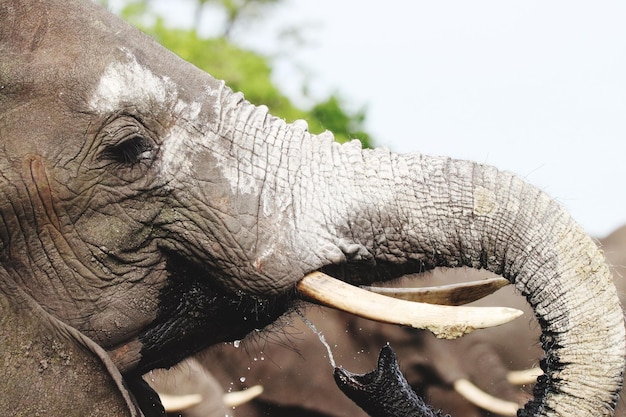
xmin=0 ymin=275 xmax=142 ymax=416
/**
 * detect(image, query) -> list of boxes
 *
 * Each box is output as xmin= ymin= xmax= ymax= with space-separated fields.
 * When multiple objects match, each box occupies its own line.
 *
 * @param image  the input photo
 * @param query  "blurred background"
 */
xmin=104 ymin=0 xmax=626 ymax=238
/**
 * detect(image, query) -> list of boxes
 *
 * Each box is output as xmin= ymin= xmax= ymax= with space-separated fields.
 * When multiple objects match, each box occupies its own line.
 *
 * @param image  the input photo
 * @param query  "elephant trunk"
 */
xmin=289 ymin=135 xmax=624 ymax=417
xmin=207 ymin=96 xmax=623 ymax=416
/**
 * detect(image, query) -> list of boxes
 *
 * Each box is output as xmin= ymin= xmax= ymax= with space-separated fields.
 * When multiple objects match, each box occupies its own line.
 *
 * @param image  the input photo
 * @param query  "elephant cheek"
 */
xmin=74 ymin=209 xmax=152 ymax=254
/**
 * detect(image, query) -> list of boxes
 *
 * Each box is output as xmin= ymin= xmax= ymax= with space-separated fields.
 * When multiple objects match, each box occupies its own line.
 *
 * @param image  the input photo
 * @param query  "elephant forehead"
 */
xmin=89 ymin=48 xmax=199 ymax=116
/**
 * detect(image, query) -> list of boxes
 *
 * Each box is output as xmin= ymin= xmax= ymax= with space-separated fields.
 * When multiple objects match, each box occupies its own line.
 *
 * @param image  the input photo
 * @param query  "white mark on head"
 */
xmin=89 ymin=48 xmax=178 ymax=113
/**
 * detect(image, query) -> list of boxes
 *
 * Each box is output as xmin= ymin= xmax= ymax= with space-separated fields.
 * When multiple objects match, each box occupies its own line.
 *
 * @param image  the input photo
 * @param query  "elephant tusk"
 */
xmin=297 ymin=272 xmax=523 ymax=339
xmin=159 ymin=386 xmax=264 ymax=412
xmin=159 ymin=393 xmax=203 ymax=411
xmin=361 ymin=277 xmax=510 ymax=305
xmin=223 ymin=385 xmax=264 ymax=407
xmin=453 ymin=378 xmax=520 ymax=416
xmin=507 ymin=367 xmax=543 ymax=385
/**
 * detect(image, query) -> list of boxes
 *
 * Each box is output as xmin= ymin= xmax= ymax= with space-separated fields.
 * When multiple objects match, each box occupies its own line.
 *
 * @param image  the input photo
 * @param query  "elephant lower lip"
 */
xmin=107 ymin=338 xmax=144 ymax=374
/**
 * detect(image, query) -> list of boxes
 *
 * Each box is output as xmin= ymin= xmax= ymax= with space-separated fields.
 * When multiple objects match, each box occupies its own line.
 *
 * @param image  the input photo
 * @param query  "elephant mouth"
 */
xmin=110 ymin=252 xmax=293 ymax=376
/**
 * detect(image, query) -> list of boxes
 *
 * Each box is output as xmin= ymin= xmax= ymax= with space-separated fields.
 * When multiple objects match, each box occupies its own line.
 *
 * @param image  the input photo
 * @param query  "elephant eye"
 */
xmin=102 ymin=135 xmax=153 ymax=165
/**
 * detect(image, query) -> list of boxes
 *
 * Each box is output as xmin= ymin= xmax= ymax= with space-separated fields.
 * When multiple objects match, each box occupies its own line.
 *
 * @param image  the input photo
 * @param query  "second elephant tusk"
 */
xmin=160 ymin=386 xmax=264 ymax=412
xmin=297 ymin=272 xmax=523 ymax=339
xmin=507 ymin=367 xmax=543 ymax=385
xmin=223 ymin=385 xmax=264 ymax=407
xmin=160 ymin=393 xmax=203 ymax=412
xmin=453 ymin=378 xmax=520 ymax=416
xmin=361 ymin=277 xmax=510 ymax=305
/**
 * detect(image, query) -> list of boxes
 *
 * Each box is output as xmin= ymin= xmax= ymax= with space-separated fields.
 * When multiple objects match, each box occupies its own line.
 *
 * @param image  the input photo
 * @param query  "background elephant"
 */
xmin=146 ymin=357 xmax=265 ymax=417
xmin=1 ymin=1 xmax=624 ymax=416
xmin=146 ymin=358 xmax=230 ymax=417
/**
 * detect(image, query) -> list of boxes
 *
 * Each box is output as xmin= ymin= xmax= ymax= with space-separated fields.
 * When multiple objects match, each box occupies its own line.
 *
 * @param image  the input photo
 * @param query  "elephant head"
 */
xmin=0 ymin=1 xmax=623 ymax=416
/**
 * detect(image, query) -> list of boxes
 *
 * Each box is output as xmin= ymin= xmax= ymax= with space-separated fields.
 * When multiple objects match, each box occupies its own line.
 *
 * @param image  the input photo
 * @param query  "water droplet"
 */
xmin=298 ymin=311 xmax=336 ymax=368
xmin=233 ymin=340 xmax=240 ymax=348
xmin=240 ymin=376 xmax=246 ymax=383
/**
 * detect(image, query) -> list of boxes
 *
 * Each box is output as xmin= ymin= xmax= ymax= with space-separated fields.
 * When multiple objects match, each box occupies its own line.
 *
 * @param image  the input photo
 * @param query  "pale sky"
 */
xmin=112 ymin=1 xmax=626 ymax=238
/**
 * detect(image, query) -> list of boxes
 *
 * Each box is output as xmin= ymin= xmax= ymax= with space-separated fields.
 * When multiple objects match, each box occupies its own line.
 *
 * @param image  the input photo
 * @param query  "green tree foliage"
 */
xmin=193 ymin=0 xmax=281 ymax=38
xmin=311 ymin=96 xmax=371 ymax=147
xmin=111 ymin=0 xmax=372 ymax=147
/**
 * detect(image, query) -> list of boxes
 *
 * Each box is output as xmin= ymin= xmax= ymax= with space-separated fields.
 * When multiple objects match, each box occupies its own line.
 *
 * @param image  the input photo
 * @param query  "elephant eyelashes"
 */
xmin=101 ymin=135 xmax=153 ymax=166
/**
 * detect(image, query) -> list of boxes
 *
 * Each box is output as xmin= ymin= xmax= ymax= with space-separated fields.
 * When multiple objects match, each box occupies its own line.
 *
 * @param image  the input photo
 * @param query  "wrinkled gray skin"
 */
xmin=0 ymin=1 xmax=624 ymax=416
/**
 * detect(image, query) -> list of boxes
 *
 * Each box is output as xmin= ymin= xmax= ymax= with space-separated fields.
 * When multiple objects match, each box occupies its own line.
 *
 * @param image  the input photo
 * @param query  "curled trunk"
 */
xmin=283 ymin=132 xmax=625 ymax=416
xmin=216 ymin=96 xmax=624 ymax=416
xmin=329 ymin=147 xmax=624 ymax=416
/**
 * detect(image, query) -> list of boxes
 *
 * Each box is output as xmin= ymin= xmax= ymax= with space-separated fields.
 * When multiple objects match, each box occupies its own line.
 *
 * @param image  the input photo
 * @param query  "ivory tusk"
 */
xmin=160 ymin=393 xmax=203 ymax=411
xmin=223 ymin=385 xmax=264 ymax=407
xmin=507 ymin=367 xmax=543 ymax=385
xmin=453 ymin=378 xmax=520 ymax=416
xmin=297 ymin=272 xmax=523 ymax=339
xmin=362 ymin=277 xmax=510 ymax=306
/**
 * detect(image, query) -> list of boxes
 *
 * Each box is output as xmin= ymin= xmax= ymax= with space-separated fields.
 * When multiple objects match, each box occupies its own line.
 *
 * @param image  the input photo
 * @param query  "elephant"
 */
xmin=1 ymin=1 xmax=624 ymax=416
